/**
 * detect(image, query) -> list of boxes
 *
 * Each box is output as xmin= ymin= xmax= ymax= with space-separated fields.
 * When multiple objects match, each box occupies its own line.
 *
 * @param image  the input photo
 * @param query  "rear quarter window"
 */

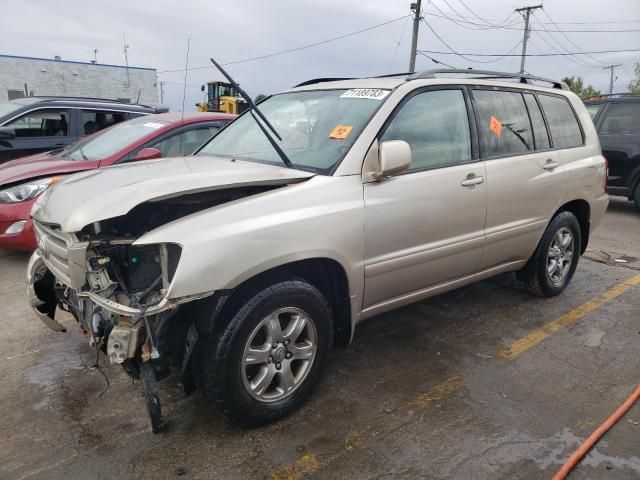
xmin=599 ymin=103 xmax=640 ymax=135
xmin=538 ymin=94 xmax=583 ymax=149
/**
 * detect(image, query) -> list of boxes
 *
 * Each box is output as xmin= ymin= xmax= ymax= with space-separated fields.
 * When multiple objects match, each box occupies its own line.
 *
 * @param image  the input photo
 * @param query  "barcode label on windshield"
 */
xmin=340 ymin=89 xmax=390 ymax=100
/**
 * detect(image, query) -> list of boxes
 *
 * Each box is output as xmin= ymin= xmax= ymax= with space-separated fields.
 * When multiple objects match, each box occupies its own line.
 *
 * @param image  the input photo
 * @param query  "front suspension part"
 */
xmin=138 ymin=360 xmax=167 ymax=434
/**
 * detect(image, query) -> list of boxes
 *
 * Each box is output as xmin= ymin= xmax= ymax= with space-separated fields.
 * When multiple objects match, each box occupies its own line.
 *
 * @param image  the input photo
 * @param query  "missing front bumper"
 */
xmin=26 ymin=251 xmax=66 ymax=332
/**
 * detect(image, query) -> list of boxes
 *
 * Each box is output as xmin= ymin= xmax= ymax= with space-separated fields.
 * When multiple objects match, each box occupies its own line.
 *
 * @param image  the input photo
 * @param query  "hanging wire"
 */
xmin=388 ymin=14 xmax=412 ymax=73
xmin=158 ymin=15 xmax=410 ymax=74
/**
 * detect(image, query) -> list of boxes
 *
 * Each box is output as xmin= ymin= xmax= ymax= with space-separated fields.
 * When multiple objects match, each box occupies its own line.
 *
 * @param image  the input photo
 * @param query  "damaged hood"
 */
xmin=31 ymin=156 xmax=315 ymax=232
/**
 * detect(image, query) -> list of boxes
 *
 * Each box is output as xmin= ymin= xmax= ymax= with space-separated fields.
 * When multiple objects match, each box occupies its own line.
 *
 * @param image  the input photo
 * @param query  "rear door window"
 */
xmin=523 ymin=93 xmax=551 ymax=150
xmin=81 ymin=110 xmax=128 ymax=135
xmin=537 ymin=94 xmax=583 ymax=148
xmin=473 ymin=90 xmax=533 ymax=157
xmin=7 ymin=109 xmax=71 ymax=137
xmin=599 ymin=103 xmax=640 ymax=135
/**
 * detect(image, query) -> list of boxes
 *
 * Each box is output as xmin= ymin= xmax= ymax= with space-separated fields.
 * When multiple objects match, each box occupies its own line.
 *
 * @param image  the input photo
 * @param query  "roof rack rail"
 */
xmin=32 ymin=95 xmax=157 ymax=108
xmin=294 ymin=77 xmax=354 ymax=88
xmin=373 ymin=72 xmax=414 ymax=79
xmin=407 ymin=69 xmax=568 ymax=90
xmin=583 ymin=92 xmax=640 ymax=101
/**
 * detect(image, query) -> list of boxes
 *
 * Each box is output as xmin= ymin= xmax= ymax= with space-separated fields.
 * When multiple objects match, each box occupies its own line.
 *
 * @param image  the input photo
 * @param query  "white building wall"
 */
xmin=0 ymin=55 xmax=159 ymax=105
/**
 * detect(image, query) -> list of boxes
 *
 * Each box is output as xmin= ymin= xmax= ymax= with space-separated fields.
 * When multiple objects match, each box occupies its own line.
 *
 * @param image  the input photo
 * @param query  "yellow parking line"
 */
xmin=409 ymin=374 xmax=463 ymax=408
xmin=271 ymin=454 xmax=320 ymax=480
xmin=500 ymin=273 xmax=640 ymax=360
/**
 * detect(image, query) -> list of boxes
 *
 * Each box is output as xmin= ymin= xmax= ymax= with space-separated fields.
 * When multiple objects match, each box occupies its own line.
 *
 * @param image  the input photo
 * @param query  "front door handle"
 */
xmin=542 ymin=159 xmax=560 ymax=170
xmin=461 ymin=175 xmax=484 ymax=187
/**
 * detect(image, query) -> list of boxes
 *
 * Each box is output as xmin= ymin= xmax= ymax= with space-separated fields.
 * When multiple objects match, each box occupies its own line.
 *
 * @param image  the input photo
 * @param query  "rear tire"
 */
xmin=200 ymin=276 xmax=332 ymax=426
xmin=633 ymin=184 xmax=640 ymax=211
xmin=518 ymin=211 xmax=582 ymax=297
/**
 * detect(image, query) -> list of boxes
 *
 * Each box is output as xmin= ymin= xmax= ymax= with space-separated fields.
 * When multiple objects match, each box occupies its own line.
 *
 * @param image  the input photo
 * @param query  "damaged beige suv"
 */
xmin=27 ymin=69 xmax=608 ymax=432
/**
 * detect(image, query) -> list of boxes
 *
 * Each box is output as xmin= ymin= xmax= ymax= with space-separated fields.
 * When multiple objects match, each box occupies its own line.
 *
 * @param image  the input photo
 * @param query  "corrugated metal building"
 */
xmin=0 ymin=54 xmax=159 ymax=105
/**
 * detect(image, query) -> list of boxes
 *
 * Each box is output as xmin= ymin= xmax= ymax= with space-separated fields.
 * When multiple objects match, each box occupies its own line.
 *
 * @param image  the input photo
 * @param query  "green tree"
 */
xmin=628 ymin=63 xmax=640 ymax=94
xmin=254 ymin=94 xmax=267 ymax=103
xmin=561 ymin=76 xmax=600 ymax=99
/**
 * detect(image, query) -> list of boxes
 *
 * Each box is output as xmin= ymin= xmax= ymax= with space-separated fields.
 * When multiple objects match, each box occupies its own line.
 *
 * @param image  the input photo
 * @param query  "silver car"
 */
xmin=27 ymin=70 xmax=608 ymax=431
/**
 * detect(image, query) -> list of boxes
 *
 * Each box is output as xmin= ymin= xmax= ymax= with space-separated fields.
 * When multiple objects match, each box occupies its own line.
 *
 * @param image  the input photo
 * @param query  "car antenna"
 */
xmin=208 ymin=57 xmax=295 ymax=169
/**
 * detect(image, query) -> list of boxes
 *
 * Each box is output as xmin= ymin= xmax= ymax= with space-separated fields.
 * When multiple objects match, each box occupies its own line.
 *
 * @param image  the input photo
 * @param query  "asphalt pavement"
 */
xmin=1 ymin=196 xmax=638 ymax=480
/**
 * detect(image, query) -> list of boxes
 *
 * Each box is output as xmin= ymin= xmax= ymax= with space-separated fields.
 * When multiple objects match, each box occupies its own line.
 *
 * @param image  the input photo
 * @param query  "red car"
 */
xmin=0 ymin=112 xmax=235 ymax=251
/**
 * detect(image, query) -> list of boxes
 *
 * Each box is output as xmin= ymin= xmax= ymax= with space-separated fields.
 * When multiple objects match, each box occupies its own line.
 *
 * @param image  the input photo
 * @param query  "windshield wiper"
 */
xmin=209 ymin=57 xmax=295 ymax=169
xmin=79 ymin=147 xmax=89 ymax=161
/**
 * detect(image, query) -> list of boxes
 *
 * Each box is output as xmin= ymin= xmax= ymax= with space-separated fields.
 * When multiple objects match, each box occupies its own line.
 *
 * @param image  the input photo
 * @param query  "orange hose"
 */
xmin=552 ymin=385 xmax=640 ymax=480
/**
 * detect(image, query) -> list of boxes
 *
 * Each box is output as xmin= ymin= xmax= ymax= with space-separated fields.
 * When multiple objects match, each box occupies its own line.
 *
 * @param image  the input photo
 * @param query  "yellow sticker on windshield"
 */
xmin=329 ymin=125 xmax=353 ymax=139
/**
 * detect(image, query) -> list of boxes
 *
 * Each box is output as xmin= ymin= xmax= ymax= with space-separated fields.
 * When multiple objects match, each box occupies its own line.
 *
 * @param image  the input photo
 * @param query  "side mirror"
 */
xmin=0 ymin=127 xmax=16 ymax=140
xmin=200 ymin=85 xmax=205 ymax=92
xmin=134 ymin=147 xmax=162 ymax=161
xmin=376 ymin=140 xmax=411 ymax=179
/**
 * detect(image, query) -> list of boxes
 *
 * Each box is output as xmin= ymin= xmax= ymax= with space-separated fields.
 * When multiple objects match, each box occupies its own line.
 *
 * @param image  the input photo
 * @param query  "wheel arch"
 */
xmin=219 ymin=257 xmax=354 ymax=348
xmin=553 ymin=199 xmax=591 ymax=254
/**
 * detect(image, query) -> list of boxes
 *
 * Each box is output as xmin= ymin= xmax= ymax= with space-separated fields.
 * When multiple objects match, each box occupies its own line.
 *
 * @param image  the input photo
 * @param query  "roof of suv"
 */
xmin=289 ymin=69 xmax=570 ymax=95
xmin=8 ymin=96 xmax=166 ymax=113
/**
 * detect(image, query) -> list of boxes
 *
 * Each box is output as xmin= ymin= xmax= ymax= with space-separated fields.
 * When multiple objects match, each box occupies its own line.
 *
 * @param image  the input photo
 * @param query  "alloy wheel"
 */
xmin=547 ymin=227 xmax=575 ymax=284
xmin=241 ymin=307 xmax=317 ymax=402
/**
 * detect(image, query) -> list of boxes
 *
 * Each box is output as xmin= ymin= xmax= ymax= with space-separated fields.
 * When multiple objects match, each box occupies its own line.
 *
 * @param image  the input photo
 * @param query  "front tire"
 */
xmin=518 ymin=211 xmax=582 ymax=297
xmin=200 ymin=277 xmax=332 ymax=426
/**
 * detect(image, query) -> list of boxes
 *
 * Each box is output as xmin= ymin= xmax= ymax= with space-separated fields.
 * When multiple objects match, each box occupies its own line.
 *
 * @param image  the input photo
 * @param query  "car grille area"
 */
xmin=33 ymin=221 xmax=88 ymax=290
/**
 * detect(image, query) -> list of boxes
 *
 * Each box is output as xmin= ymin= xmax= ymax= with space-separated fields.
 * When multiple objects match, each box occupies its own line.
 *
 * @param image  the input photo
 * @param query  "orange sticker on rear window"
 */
xmin=490 ymin=115 xmax=502 ymax=137
xmin=329 ymin=125 xmax=353 ymax=139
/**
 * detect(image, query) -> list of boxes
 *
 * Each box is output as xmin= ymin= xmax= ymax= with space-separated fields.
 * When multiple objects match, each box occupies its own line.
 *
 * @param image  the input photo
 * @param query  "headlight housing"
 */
xmin=0 ymin=177 xmax=62 ymax=204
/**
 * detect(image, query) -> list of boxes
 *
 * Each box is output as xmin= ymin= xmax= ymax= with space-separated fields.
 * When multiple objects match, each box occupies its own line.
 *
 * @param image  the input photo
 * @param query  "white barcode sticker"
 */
xmin=142 ymin=122 xmax=164 ymax=129
xmin=340 ymin=89 xmax=390 ymax=100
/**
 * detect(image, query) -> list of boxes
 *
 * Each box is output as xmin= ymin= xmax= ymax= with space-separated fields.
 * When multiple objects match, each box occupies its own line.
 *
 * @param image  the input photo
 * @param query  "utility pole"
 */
xmin=123 ymin=33 xmax=130 ymax=87
xmin=159 ymin=81 xmax=165 ymax=104
xmin=605 ymin=64 xmax=621 ymax=94
xmin=408 ymin=0 xmax=422 ymax=73
xmin=515 ymin=4 xmax=543 ymax=74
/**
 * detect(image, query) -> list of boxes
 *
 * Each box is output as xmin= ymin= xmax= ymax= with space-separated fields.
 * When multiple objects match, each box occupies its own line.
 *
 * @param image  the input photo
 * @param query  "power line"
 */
xmin=536 ymin=10 xmax=608 ymax=68
xmin=454 ymin=0 xmax=518 ymax=28
xmin=417 ymin=47 xmax=640 ymax=57
xmin=158 ymin=15 xmax=409 ymax=74
xmin=417 ymin=50 xmax=458 ymax=68
xmin=427 ymin=2 xmax=521 ymax=31
xmin=532 ymin=19 xmax=604 ymax=70
xmin=424 ymin=6 xmax=640 ymax=25
xmin=423 ymin=18 xmax=522 ymax=64
xmin=422 ymin=8 xmax=640 ymax=32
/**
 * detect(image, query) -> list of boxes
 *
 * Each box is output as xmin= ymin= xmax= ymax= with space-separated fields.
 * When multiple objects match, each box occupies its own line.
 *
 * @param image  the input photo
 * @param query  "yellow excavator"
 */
xmin=195 ymin=81 xmax=249 ymax=114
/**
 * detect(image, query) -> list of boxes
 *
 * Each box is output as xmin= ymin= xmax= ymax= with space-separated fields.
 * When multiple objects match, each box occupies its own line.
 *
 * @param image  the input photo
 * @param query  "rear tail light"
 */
xmin=603 ymin=157 xmax=609 ymax=194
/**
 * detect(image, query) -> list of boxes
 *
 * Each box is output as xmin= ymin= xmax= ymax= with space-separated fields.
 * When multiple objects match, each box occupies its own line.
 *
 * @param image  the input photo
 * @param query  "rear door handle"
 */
xmin=542 ymin=159 xmax=560 ymax=170
xmin=461 ymin=175 xmax=484 ymax=187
